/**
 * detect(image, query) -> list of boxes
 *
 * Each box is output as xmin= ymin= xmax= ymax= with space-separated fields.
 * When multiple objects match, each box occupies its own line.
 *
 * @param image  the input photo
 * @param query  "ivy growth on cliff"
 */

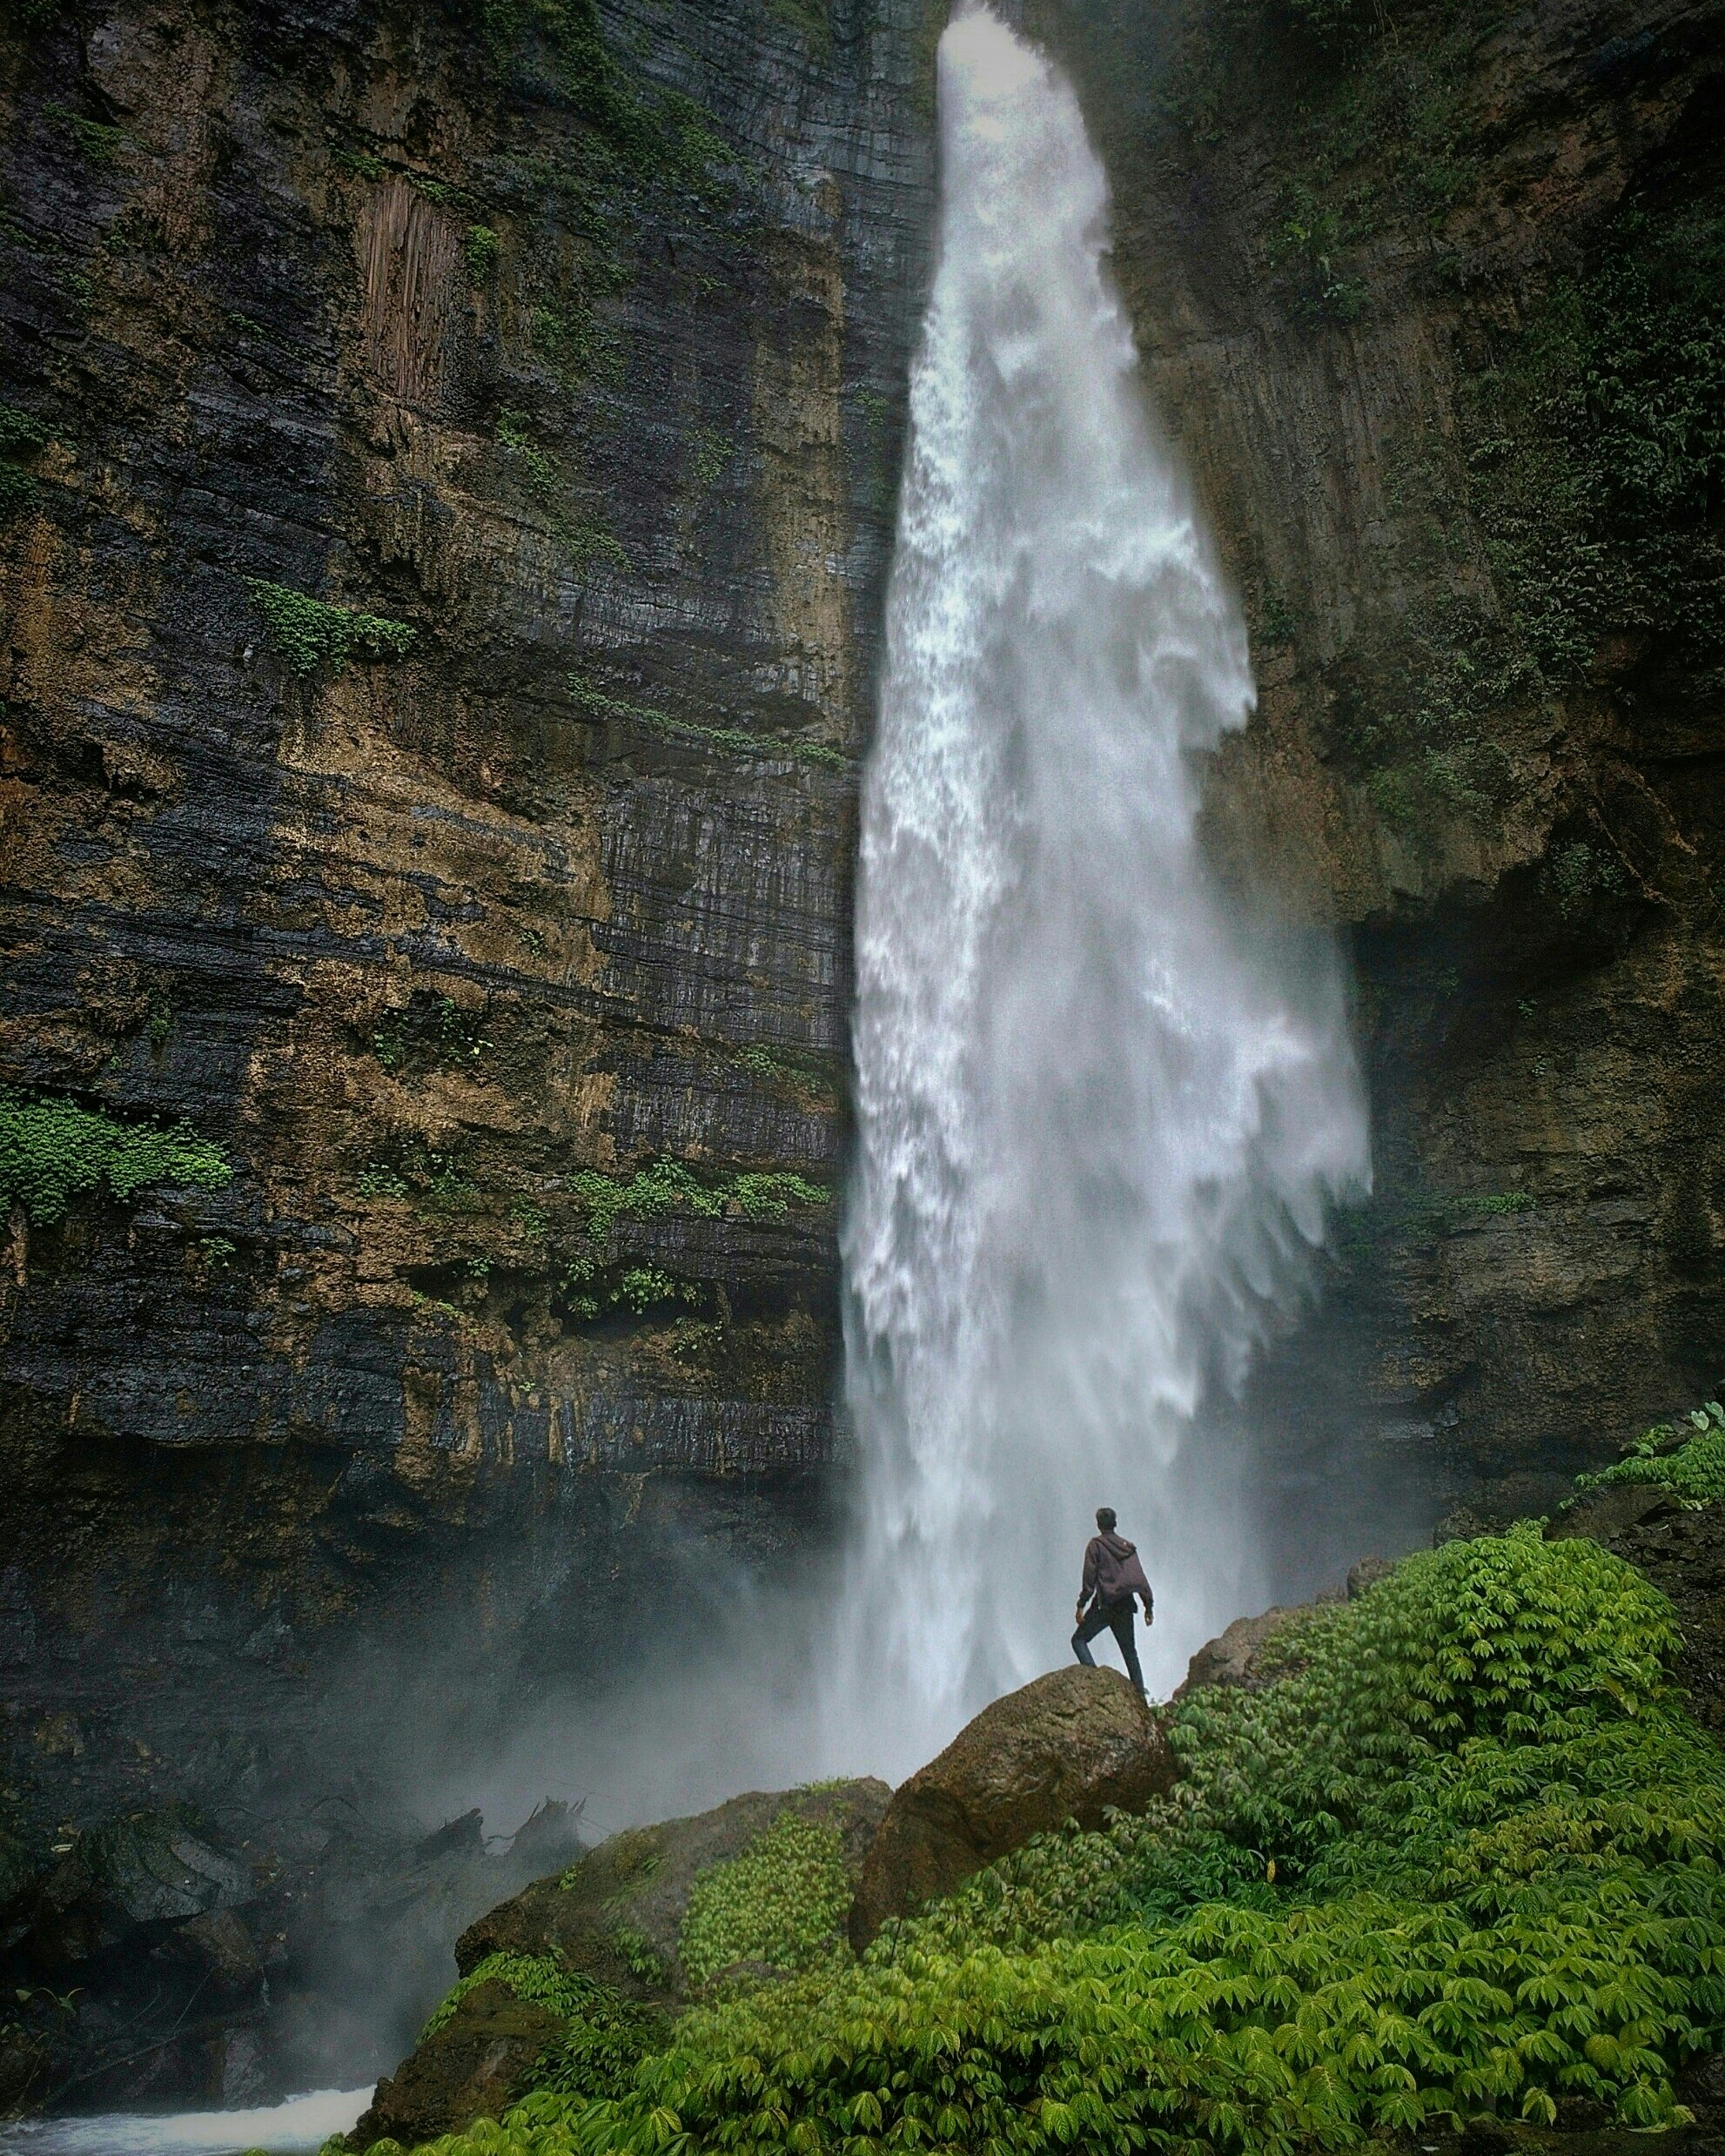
xmin=570 ymin=1161 xmax=829 ymax=1240
xmin=0 ymin=401 xmax=50 ymax=522
xmin=0 ymin=1091 xmax=232 ymax=1226
xmin=1575 ymin=1399 xmax=1725 ymax=1510
xmin=1466 ymin=192 xmax=1725 ymax=708
xmin=245 ymin=580 xmax=415 ymax=677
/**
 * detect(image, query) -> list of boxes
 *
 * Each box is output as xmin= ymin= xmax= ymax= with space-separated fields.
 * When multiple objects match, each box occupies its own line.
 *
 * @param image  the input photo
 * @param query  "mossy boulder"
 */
xmin=351 ymin=1777 xmax=889 ymax=2150
xmin=849 ymin=1666 xmax=1178 ymax=1951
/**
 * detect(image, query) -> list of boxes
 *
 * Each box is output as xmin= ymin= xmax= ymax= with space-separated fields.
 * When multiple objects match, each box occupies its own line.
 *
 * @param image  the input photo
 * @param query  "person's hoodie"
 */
xmin=1080 ymin=1531 xmax=1153 ymax=1615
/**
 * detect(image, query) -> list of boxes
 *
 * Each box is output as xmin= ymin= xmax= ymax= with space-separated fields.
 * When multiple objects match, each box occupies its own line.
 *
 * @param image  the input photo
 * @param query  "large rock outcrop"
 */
xmin=848 ymin=1667 xmax=1178 ymax=1951
xmin=354 ymin=1776 xmax=889 ymax=2150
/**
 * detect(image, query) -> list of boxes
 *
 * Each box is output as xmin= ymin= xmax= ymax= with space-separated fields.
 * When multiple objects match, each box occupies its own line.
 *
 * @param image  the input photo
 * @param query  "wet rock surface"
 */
xmin=848 ymin=1666 xmax=1178 ymax=1951
xmin=0 ymin=1785 xmax=583 ymax=2112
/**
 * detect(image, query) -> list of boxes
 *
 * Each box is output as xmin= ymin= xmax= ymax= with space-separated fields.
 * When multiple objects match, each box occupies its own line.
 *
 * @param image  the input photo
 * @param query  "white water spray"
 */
xmin=834 ymin=5 xmax=1369 ymax=1765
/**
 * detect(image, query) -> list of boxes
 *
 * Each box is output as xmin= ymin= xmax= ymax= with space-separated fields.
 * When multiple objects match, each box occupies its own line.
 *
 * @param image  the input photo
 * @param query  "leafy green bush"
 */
xmin=1576 ymin=1400 xmax=1725 ymax=1509
xmin=420 ymin=1953 xmax=595 ymax=2040
xmin=678 ymin=1809 xmax=851 ymax=1988
xmin=245 ymin=579 xmax=414 ymax=676
xmin=375 ymin=1534 xmax=1724 ymax=2156
xmin=0 ymin=1090 xmax=232 ymax=1225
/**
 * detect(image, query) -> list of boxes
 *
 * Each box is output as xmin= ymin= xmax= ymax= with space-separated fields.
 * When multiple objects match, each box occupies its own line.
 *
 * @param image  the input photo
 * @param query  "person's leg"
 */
xmin=1071 ymin=1605 xmax=1111 ymax=1667
xmin=1107 ymin=1605 xmax=1145 ymax=1695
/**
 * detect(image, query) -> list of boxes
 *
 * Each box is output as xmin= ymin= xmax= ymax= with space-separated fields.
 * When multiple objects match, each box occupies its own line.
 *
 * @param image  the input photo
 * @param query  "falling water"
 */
xmin=836 ymin=4 xmax=1370 ymax=1764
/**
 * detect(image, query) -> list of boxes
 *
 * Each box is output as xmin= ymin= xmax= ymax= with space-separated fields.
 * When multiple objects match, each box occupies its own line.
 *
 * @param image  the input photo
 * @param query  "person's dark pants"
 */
xmin=1072 ymin=1600 xmax=1144 ymax=1693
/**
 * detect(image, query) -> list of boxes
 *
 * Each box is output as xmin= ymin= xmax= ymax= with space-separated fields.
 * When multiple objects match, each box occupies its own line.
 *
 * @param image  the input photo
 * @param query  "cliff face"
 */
xmin=0 ymin=0 xmax=932 ymax=1846
xmin=1029 ymin=0 xmax=1725 ymax=1545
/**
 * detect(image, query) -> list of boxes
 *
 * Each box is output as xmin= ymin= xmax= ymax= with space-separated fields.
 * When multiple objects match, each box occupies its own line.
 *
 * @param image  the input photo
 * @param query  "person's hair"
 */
xmin=1095 ymin=1506 xmax=1116 ymax=1531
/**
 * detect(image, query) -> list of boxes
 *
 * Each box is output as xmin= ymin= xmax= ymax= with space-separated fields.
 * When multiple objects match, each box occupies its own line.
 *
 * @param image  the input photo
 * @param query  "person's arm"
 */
xmin=1076 ymin=1539 xmax=1097 ymax=1623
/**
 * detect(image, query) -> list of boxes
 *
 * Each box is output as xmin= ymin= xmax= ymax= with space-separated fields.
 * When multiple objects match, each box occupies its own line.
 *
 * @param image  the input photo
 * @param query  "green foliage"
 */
xmin=421 ymin=1953 xmax=594 ymax=2041
xmin=245 ymin=580 xmax=414 ymax=677
xmin=687 ymin=426 xmax=733 ymax=492
xmin=0 ymin=404 xmax=50 ymax=454
xmin=1576 ymin=1400 xmax=1725 ymax=1510
xmin=1467 ymin=195 xmax=1725 ymax=703
xmin=1266 ymin=185 xmax=1361 ymax=324
xmin=765 ymin=0 xmax=831 ymax=56
xmin=44 ymin=102 xmax=126 ymax=166
xmin=0 ymin=1090 xmax=232 ymax=1226
xmin=465 ymin=224 xmax=501 ymax=285
xmin=331 ymin=146 xmax=386 ymax=181
xmin=0 ymin=466 xmax=38 ymax=521
xmin=678 ymin=1810 xmax=852 ymax=1988
xmin=1540 ymin=839 xmax=1628 ymax=921
xmin=614 ymin=1266 xmax=698 ymax=1315
xmin=534 ymin=1985 xmax=661 ymax=2101
xmin=198 ymin=1234 xmax=236 ymax=1271
xmin=1446 ymin=1191 xmax=1535 ymax=1226
xmin=607 ymin=1926 xmax=668 ymax=1987
xmin=510 ymin=1197 xmax=549 ymax=1240
xmin=570 ymin=1160 xmax=829 ymax=1240
xmin=0 ymin=401 xmax=50 ymax=522
xmin=398 ymin=1529 xmax=1725 ymax=2156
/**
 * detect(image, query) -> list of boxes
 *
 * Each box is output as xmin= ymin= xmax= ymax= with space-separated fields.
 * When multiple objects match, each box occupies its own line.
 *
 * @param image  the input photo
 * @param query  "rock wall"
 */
xmin=0 ymin=0 xmax=934 ymax=1831
xmin=1027 ymin=0 xmax=1725 ymax=1553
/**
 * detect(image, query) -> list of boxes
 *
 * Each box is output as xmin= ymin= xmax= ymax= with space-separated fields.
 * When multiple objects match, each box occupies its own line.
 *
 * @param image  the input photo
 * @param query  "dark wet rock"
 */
xmin=849 ymin=1669 xmax=1177 ymax=1952
xmin=1547 ymin=1483 xmax=1681 ymax=1542
xmin=1346 ymin=1555 xmax=1393 ymax=1597
xmin=1177 ymin=1606 xmax=1304 ymax=1696
xmin=356 ymin=1978 xmax=567 ymax=2155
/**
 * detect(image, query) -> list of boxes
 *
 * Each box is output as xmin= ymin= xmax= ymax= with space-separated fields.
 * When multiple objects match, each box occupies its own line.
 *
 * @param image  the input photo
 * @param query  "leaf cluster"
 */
xmin=1575 ymin=1400 xmax=1725 ymax=1510
xmin=0 ymin=1089 xmax=232 ymax=1226
xmin=569 ymin=1161 xmax=829 ymax=1242
xmin=420 ymin=1952 xmax=598 ymax=2041
xmin=678 ymin=1809 xmax=852 ymax=1989
xmin=245 ymin=579 xmax=414 ymax=677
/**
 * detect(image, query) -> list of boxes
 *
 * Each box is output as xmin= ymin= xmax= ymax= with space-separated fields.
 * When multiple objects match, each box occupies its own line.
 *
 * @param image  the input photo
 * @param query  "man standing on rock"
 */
xmin=1072 ymin=1508 xmax=1153 ymax=1696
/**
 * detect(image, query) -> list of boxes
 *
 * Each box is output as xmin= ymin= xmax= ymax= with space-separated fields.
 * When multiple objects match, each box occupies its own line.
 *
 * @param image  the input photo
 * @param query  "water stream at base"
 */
xmin=0 ymin=2088 xmax=369 ymax=2156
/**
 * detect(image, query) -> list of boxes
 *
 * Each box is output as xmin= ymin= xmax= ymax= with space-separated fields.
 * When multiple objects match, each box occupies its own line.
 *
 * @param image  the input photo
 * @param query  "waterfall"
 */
xmin=835 ymin=5 xmax=1370 ymax=1765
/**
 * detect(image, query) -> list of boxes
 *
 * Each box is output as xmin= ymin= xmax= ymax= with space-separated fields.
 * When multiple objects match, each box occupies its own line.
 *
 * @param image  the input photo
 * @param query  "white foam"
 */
xmin=0 ymin=2087 xmax=372 ymax=2156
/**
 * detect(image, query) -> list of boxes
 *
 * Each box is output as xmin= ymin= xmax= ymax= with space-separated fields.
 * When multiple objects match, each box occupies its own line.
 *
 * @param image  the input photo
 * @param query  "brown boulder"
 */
xmin=849 ymin=1667 xmax=1178 ymax=1951
xmin=349 ymin=1777 xmax=890 ymax=2150
xmin=1175 ymin=1606 xmax=1300 ymax=1697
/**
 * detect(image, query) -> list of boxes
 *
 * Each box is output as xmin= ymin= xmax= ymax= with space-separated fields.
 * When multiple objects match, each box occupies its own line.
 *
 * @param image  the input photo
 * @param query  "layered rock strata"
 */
xmin=0 ymin=0 xmax=934 ymax=1793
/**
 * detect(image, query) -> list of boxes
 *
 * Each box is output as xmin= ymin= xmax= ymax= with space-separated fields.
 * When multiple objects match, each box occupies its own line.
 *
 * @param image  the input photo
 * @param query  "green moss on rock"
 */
xmin=0 ymin=1091 xmax=232 ymax=1226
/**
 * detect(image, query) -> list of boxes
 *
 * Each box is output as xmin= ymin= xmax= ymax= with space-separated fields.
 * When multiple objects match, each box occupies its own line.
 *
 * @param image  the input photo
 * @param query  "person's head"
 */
xmin=1095 ymin=1506 xmax=1116 ymax=1532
